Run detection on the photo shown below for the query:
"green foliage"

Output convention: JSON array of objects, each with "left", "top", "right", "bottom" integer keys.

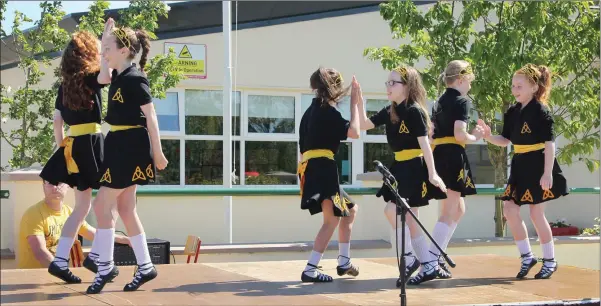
[
  {"left": 0, "top": 1, "right": 69, "bottom": 170},
  {"left": 365, "top": 1, "right": 600, "bottom": 173},
  {"left": 77, "top": 0, "right": 110, "bottom": 36},
  {"left": 365, "top": 0, "right": 600, "bottom": 236},
  {"left": 1, "top": 0, "right": 183, "bottom": 170},
  {"left": 78, "top": 0, "right": 183, "bottom": 110}
]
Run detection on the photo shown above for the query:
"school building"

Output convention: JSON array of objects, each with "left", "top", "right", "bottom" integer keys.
[{"left": 1, "top": 1, "right": 598, "bottom": 254}]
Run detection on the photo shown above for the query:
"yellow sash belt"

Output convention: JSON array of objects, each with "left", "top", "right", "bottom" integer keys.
[
  {"left": 110, "top": 125, "right": 143, "bottom": 132},
  {"left": 432, "top": 136, "right": 466, "bottom": 148},
  {"left": 61, "top": 123, "right": 102, "bottom": 174},
  {"left": 394, "top": 149, "right": 423, "bottom": 161},
  {"left": 297, "top": 149, "right": 335, "bottom": 197},
  {"left": 514, "top": 143, "right": 545, "bottom": 154}
]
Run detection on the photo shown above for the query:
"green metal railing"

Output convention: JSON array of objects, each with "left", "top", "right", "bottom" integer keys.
[{"left": 2, "top": 187, "right": 597, "bottom": 199}]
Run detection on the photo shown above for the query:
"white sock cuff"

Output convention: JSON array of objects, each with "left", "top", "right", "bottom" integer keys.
[
  {"left": 541, "top": 240, "right": 555, "bottom": 259},
  {"left": 516, "top": 238, "right": 532, "bottom": 256},
  {"left": 308, "top": 250, "right": 323, "bottom": 266},
  {"left": 339, "top": 242, "right": 350, "bottom": 257}
]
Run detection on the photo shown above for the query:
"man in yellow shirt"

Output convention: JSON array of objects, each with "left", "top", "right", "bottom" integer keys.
[{"left": 18, "top": 180, "right": 129, "bottom": 282}]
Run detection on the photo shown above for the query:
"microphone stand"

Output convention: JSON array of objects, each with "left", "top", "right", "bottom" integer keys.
[{"left": 377, "top": 162, "right": 455, "bottom": 306}]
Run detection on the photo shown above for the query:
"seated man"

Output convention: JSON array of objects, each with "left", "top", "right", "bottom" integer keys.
[{"left": 17, "top": 180, "right": 129, "bottom": 282}]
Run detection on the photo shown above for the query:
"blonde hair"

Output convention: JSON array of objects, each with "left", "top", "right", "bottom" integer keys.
[
  {"left": 514, "top": 63, "right": 552, "bottom": 105},
  {"left": 391, "top": 65, "right": 430, "bottom": 129},
  {"left": 439, "top": 60, "right": 475, "bottom": 88}
]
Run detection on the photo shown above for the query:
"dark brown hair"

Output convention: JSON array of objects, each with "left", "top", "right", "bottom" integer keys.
[
  {"left": 59, "top": 31, "right": 100, "bottom": 111},
  {"left": 515, "top": 63, "right": 552, "bottom": 104},
  {"left": 309, "top": 67, "right": 350, "bottom": 106},
  {"left": 112, "top": 27, "right": 151, "bottom": 73}
]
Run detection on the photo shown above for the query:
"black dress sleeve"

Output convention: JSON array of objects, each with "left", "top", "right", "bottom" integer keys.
[
  {"left": 454, "top": 98, "right": 469, "bottom": 122},
  {"left": 539, "top": 106, "right": 555, "bottom": 142},
  {"left": 407, "top": 106, "right": 428, "bottom": 137},
  {"left": 331, "top": 108, "right": 350, "bottom": 141},
  {"left": 501, "top": 107, "right": 513, "bottom": 140},
  {"left": 369, "top": 106, "right": 389, "bottom": 128},
  {"left": 129, "top": 76, "right": 153, "bottom": 106}
]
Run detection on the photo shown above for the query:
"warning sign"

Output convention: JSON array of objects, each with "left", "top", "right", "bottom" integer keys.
[
  {"left": 164, "top": 42, "right": 207, "bottom": 79},
  {"left": 178, "top": 45, "right": 192, "bottom": 58}
]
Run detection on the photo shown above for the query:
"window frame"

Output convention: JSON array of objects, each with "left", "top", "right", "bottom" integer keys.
[{"left": 146, "top": 88, "right": 506, "bottom": 188}]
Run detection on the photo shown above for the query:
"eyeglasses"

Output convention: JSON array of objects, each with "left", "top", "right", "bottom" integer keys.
[{"left": 385, "top": 80, "right": 405, "bottom": 87}]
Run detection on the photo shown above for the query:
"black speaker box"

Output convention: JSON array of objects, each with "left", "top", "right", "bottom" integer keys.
[{"left": 113, "top": 238, "right": 170, "bottom": 266}]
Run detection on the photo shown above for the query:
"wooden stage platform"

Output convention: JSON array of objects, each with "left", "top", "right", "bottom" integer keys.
[{"left": 1, "top": 255, "right": 599, "bottom": 305}]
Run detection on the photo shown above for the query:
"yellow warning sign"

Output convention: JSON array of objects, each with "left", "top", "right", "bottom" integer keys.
[
  {"left": 178, "top": 45, "right": 192, "bottom": 58},
  {"left": 164, "top": 42, "right": 207, "bottom": 79}
]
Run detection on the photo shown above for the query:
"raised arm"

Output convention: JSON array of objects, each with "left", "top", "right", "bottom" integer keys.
[
  {"left": 98, "top": 18, "right": 115, "bottom": 84},
  {"left": 352, "top": 76, "right": 375, "bottom": 131}
]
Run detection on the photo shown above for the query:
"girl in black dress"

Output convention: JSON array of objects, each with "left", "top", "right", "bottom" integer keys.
[
  {"left": 298, "top": 68, "right": 361, "bottom": 282},
  {"left": 86, "top": 21, "right": 168, "bottom": 294},
  {"left": 355, "top": 66, "right": 448, "bottom": 286},
  {"left": 42, "top": 29, "right": 111, "bottom": 284},
  {"left": 428, "top": 60, "right": 485, "bottom": 281},
  {"left": 479, "top": 64, "right": 568, "bottom": 279}
]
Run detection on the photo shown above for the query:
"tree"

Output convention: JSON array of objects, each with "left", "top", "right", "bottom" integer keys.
[
  {"left": 0, "top": 1, "right": 70, "bottom": 170},
  {"left": 364, "top": 1, "right": 600, "bottom": 236},
  {"left": 0, "top": 0, "right": 183, "bottom": 171}
]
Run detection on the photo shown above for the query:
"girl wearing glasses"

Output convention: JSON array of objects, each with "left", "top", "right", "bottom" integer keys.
[{"left": 355, "top": 66, "right": 448, "bottom": 287}]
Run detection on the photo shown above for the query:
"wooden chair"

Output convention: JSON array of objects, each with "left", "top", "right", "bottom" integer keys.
[
  {"left": 70, "top": 240, "right": 84, "bottom": 267},
  {"left": 184, "top": 235, "right": 201, "bottom": 263}
]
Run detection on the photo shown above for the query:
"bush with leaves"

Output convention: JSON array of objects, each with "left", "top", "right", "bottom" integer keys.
[
  {"left": 0, "top": 0, "right": 183, "bottom": 171},
  {"left": 364, "top": 1, "right": 600, "bottom": 236}
]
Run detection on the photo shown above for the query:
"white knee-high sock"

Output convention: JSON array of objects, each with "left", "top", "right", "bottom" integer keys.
[
  {"left": 443, "top": 222, "right": 457, "bottom": 250},
  {"left": 130, "top": 232, "right": 153, "bottom": 274},
  {"left": 338, "top": 242, "right": 351, "bottom": 267},
  {"left": 412, "top": 235, "right": 433, "bottom": 263},
  {"left": 397, "top": 226, "right": 415, "bottom": 266},
  {"left": 304, "top": 250, "right": 323, "bottom": 277},
  {"left": 541, "top": 240, "right": 556, "bottom": 266},
  {"left": 88, "top": 236, "right": 100, "bottom": 262},
  {"left": 96, "top": 228, "right": 115, "bottom": 276},
  {"left": 54, "top": 236, "right": 76, "bottom": 268},
  {"left": 516, "top": 239, "right": 533, "bottom": 258},
  {"left": 429, "top": 222, "right": 451, "bottom": 257}
]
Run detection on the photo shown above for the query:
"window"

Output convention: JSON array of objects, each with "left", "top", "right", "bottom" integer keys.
[
  {"left": 185, "top": 140, "right": 241, "bottom": 185},
  {"left": 245, "top": 141, "right": 297, "bottom": 185},
  {"left": 364, "top": 142, "right": 394, "bottom": 173},
  {"left": 155, "top": 92, "right": 179, "bottom": 132},
  {"left": 336, "top": 143, "right": 352, "bottom": 184},
  {"left": 248, "top": 95, "right": 295, "bottom": 134},
  {"left": 152, "top": 139, "right": 180, "bottom": 185},
  {"left": 185, "top": 90, "right": 241, "bottom": 135},
  {"left": 301, "top": 94, "right": 351, "bottom": 120},
  {"left": 154, "top": 89, "right": 498, "bottom": 187},
  {"left": 466, "top": 144, "right": 494, "bottom": 184},
  {"left": 365, "top": 99, "right": 389, "bottom": 135}
]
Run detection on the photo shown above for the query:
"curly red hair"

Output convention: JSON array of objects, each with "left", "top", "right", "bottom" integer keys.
[{"left": 59, "top": 31, "right": 100, "bottom": 110}]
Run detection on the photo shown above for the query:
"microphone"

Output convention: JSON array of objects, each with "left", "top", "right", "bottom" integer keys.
[{"left": 373, "top": 160, "right": 395, "bottom": 183}]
